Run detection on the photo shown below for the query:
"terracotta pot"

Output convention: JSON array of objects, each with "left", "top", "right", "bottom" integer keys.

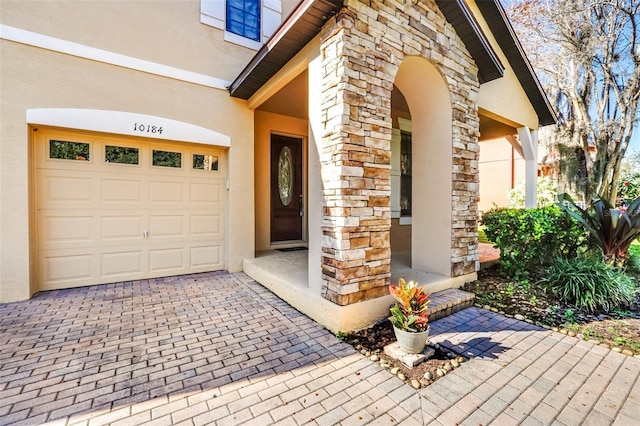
[{"left": 393, "top": 325, "right": 430, "bottom": 354}]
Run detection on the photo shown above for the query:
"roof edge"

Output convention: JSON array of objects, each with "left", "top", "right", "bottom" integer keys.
[
  {"left": 476, "top": 0, "right": 557, "bottom": 126},
  {"left": 229, "top": 0, "right": 343, "bottom": 99}
]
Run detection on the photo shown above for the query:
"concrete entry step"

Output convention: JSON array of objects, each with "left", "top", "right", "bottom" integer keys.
[{"left": 427, "top": 288, "right": 475, "bottom": 322}]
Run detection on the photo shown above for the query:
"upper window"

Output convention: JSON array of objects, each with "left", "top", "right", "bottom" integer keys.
[
  {"left": 200, "top": 0, "right": 281, "bottom": 50},
  {"left": 226, "top": 0, "right": 260, "bottom": 42}
]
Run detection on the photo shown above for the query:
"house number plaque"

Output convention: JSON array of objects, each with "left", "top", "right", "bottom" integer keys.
[{"left": 133, "top": 123, "right": 164, "bottom": 134}]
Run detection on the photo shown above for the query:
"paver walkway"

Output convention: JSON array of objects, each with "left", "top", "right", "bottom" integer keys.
[{"left": 0, "top": 271, "right": 638, "bottom": 425}]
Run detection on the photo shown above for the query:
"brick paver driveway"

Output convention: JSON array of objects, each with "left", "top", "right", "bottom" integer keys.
[
  {"left": 1, "top": 271, "right": 639, "bottom": 425},
  {"left": 0, "top": 272, "right": 418, "bottom": 425}
]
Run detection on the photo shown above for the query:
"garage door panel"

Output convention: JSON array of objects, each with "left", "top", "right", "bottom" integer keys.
[
  {"left": 149, "top": 181, "right": 184, "bottom": 203},
  {"left": 41, "top": 174, "right": 94, "bottom": 204},
  {"left": 102, "top": 251, "right": 143, "bottom": 277},
  {"left": 102, "top": 178, "right": 143, "bottom": 203},
  {"left": 190, "top": 245, "right": 223, "bottom": 268},
  {"left": 190, "top": 182, "right": 223, "bottom": 204},
  {"left": 190, "top": 214, "right": 223, "bottom": 237},
  {"left": 149, "top": 248, "right": 185, "bottom": 272},
  {"left": 42, "top": 215, "right": 94, "bottom": 243},
  {"left": 101, "top": 216, "right": 143, "bottom": 240},
  {"left": 41, "top": 253, "right": 94, "bottom": 284},
  {"left": 149, "top": 215, "right": 184, "bottom": 237}
]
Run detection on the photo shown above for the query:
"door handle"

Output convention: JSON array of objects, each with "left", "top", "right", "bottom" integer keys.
[{"left": 142, "top": 229, "right": 148, "bottom": 238}]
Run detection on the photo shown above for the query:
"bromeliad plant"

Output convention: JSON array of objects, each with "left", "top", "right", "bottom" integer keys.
[
  {"left": 558, "top": 193, "right": 640, "bottom": 267},
  {"left": 389, "top": 278, "right": 431, "bottom": 332}
]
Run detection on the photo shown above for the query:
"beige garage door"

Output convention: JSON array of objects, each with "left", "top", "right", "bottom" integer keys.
[{"left": 35, "top": 129, "right": 226, "bottom": 291}]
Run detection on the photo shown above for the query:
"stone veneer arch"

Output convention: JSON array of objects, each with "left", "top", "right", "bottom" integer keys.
[{"left": 318, "top": 0, "right": 481, "bottom": 306}]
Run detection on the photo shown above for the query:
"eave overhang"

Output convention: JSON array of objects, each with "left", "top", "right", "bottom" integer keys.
[
  {"left": 434, "top": 0, "right": 504, "bottom": 84},
  {"left": 229, "top": 0, "right": 343, "bottom": 100},
  {"left": 476, "top": 0, "right": 557, "bottom": 126},
  {"left": 229, "top": 0, "right": 557, "bottom": 127}
]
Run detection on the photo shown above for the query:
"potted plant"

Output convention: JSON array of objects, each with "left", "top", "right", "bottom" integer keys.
[{"left": 389, "top": 278, "right": 431, "bottom": 354}]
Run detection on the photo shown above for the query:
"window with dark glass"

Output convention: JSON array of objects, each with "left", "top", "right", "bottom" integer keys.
[
  {"left": 226, "top": 0, "right": 260, "bottom": 42},
  {"left": 105, "top": 145, "right": 139, "bottom": 165},
  {"left": 49, "top": 140, "right": 90, "bottom": 161},
  {"left": 400, "top": 131, "right": 412, "bottom": 217},
  {"left": 152, "top": 150, "right": 181, "bottom": 168}
]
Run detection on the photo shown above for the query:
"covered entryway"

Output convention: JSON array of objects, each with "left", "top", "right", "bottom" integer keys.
[
  {"left": 34, "top": 128, "right": 226, "bottom": 291},
  {"left": 391, "top": 57, "right": 453, "bottom": 279}
]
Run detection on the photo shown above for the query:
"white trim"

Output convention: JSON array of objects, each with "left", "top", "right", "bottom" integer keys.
[
  {"left": 27, "top": 109, "right": 231, "bottom": 148},
  {"left": 0, "top": 25, "right": 231, "bottom": 91},
  {"left": 224, "top": 31, "right": 262, "bottom": 50},
  {"left": 200, "top": 0, "right": 282, "bottom": 50},
  {"left": 518, "top": 127, "right": 538, "bottom": 209},
  {"left": 399, "top": 217, "right": 412, "bottom": 226}
]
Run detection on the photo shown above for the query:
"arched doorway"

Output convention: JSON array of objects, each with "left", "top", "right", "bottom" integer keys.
[{"left": 392, "top": 57, "right": 453, "bottom": 277}]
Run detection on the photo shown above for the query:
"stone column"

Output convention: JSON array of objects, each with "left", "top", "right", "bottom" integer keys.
[{"left": 319, "top": 8, "right": 393, "bottom": 306}]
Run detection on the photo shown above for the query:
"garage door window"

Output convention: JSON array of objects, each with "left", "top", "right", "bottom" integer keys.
[
  {"left": 50, "top": 140, "right": 90, "bottom": 161},
  {"left": 193, "top": 154, "right": 219, "bottom": 171},
  {"left": 105, "top": 145, "right": 139, "bottom": 165},
  {"left": 152, "top": 150, "right": 181, "bottom": 168}
]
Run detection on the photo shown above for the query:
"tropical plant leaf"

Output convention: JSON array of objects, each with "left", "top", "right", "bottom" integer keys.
[{"left": 388, "top": 279, "right": 430, "bottom": 332}]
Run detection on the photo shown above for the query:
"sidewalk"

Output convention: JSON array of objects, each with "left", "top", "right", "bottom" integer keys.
[{"left": 0, "top": 271, "right": 638, "bottom": 425}]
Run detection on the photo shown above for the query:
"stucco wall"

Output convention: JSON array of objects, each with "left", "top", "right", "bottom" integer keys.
[
  {"left": 478, "top": 138, "right": 525, "bottom": 212},
  {"left": 0, "top": 0, "right": 258, "bottom": 302},
  {"left": 0, "top": 0, "right": 258, "bottom": 82}
]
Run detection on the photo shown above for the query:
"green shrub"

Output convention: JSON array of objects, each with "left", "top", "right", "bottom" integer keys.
[
  {"left": 482, "top": 206, "right": 588, "bottom": 280},
  {"left": 509, "top": 176, "right": 558, "bottom": 208},
  {"left": 625, "top": 246, "right": 640, "bottom": 280},
  {"left": 478, "top": 227, "right": 492, "bottom": 244},
  {"left": 542, "top": 257, "right": 636, "bottom": 312}
]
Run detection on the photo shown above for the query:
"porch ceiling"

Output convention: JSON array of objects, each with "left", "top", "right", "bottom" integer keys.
[
  {"left": 256, "top": 70, "right": 308, "bottom": 119},
  {"left": 479, "top": 113, "right": 517, "bottom": 141},
  {"left": 229, "top": 0, "right": 343, "bottom": 100}
]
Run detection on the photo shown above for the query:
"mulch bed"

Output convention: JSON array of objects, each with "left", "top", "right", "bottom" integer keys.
[
  {"left": 463, "top": 265, "right": 640, "bottom": 355},
  {"left": 343, "top": 319, "right": 467, "bottom": 389},
  {"left": 343, "top": 264, "right": 640, "bottom": 388}
]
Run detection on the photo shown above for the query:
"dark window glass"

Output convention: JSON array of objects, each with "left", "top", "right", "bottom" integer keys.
[
  {"left": 193, "top": 154, "right": 219, "bottom": 171},
  {"left": 105, "top": 145, "right": 139, "bottom": 165},
  {"left": 49, "top": 140, "right": 90, "bottom": 161},
  {"left": 226, "top": 0, "right": 260, "bottom": 41},
  {"left": 152, "top": 150, "right": 181, "bottom": 168},
  {"left": 400, "top": 131, "right": 412, "bottom": 216}
]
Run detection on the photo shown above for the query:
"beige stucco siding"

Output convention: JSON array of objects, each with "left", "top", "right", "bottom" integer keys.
[
  {"left": 0, "top": 39, "right": 254, "bottom": 302},
  {"left": 478, "top": 137, "right": 526, "bottom": 212},
  {"left": 0, "top": 0, "right": 258, "bottom": 82}
]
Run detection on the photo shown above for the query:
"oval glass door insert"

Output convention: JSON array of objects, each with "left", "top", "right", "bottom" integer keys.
[{"left": 278, "top": 146, "right": 293, "bottom": 206}]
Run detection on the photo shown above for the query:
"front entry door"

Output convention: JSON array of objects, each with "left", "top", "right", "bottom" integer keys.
[{"left": 271, "top": 135, "right": 303, "bottom": 242}]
